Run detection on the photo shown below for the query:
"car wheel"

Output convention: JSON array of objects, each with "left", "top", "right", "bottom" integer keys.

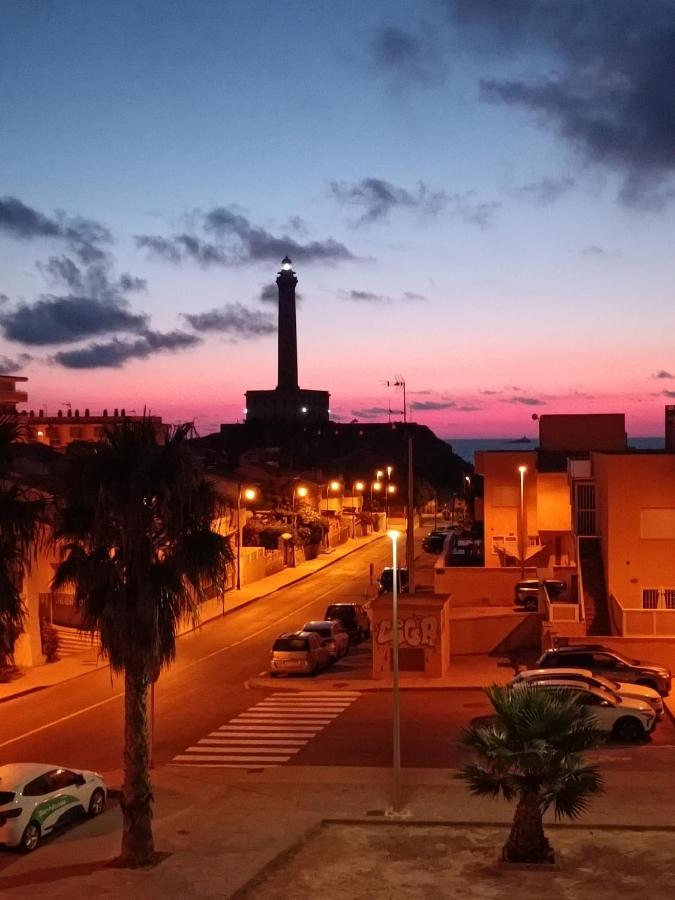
[
  {"left": 636, "top": 678, "right": 658, "bottom": 692},
  {"left": 613, "top": 716, "right": 644, "bottom": 743},
  {"left": 524, "top": 598, "right": 537, "bottom": 611},
  {"left": 19, "top": 821, "right": 41, "bottom": 853},
  {"left": 88, "top": 787, "right": 106, "bottom": 818},
  {"left": 270, "top": 671, "right": 279, "bottom": 679}
]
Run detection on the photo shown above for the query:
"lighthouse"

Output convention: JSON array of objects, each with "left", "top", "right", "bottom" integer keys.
[{"left": 244, "top": 257, "right": 330, "bottom": 423}]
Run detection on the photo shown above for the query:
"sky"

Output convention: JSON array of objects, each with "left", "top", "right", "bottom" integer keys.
[{"left": 1, "top": 0, "right": 674, "bottom": 437}]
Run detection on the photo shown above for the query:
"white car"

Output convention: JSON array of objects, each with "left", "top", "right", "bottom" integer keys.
[
  {"left": 512, "top": 667, "right": 664, "bottom": 717},
  {"left": 0, "top": 763, "right": 107, "bottom": 852},
  {"left": 302, "top": 620, "right": 350, "bottom": 660},
  {"left": 519, "top": 680, "right": 657, "bottom": 742}
]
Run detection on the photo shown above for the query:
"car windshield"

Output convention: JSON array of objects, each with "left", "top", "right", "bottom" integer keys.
[
  {"left": 0, "top": 791, "right": 15, "bottom": 804},
  {"left": 273, "top": 638, "right": 308, "bottom": 652},
  {"left": 326, "top": 606, "right": 351, "bottom": 618}
]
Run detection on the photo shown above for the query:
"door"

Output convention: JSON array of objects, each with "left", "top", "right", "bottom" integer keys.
[{"left": 35, "top": 770, "right": 84, "bottom": 832}]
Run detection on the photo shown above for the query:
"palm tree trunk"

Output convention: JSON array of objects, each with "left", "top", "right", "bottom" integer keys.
[
  {"left": 504, "top": 788, "right": 553, "bottom": 864},
  {"left": 120, "top": 663, "right": 155, "bottom": 866}
]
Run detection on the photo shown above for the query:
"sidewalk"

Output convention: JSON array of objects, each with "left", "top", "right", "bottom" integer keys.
[
  {"left": 0, "top": 530, "right": 387, "bottom": 704},
  {"left": 1, "top": 763, "right": 674, "bottom": 898}
]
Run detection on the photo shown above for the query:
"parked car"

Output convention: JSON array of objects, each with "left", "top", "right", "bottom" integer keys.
[
  {"left": 269, "top": 631, "right": 331, "bottom": 677},
  {"left": 422, "top": 531, "right": 450, "bottom": 554},
  {"left": 302, "top": 620, "right": 350, "bottom": 660},
  {"left": 514, "top": 579, "right": 568, "bottom": 611},
  {"left": 536, "top": 644, "right": 672, "bottom": 696},
  {"left": 515, "top": 680, "right": 656, "bottom": 742},
  {"left": 511, "top": 667, "right": 664, "bottom": 717},
  {"left": 324, "top": 603, "right": 371, "bottom": 641},
  {"left": 0, "top": 763, "right": 107, "bottom": 853},
  {"left": 378, "top": 567, "right": 409, "bottom": 594}
]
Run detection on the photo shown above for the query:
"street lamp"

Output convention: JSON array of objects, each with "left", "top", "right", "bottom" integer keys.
[
  {"left": 376, "top": 469, "right": 384, "bottom": 482},
  {"left": 388, "top": 529, "right": 402, "bottom": 812},
  {"left": 518, "top": 465, "right": 527, "bottom": 579},
  {"left": 385, "top": 483, "right": 396, "bottom": 530},
  {"left": 291, "top": 484, "right": 308, "bottom": 567},
  {"left": 351, "top": 480, "right": 365, "bottom": 538},
  {"left": 371, "top": 479, "right": 383, "bottom": 504},
  {"left": 236, "top": 485, "right": 258, "bottom": 590}
]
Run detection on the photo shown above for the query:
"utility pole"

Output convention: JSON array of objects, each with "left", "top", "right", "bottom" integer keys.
[{"left": 406, "top": 436, "right": 415, "bottom": 593}]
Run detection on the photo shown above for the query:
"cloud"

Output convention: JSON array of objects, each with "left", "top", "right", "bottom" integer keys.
[
  {"left": 580, "top": 245, "right": 609, "bottom": 257},
  {"left": 409, "top": 389, "right": 432, "bottom": 395},
  {"left": 340, "top": 289, "right": 391, "bottom": 304},
  {"left": 257, "top": 283, "right": 302, "bottom": 305},
  {"left": 371, "top": 25, "right": 446, "bottom": 83},
  {"left": 662, "top": 390, "right": 675, "bottom": 398},
  {"left": 502, "top": 395, "right": 547, "bottom": 406},
  {"left": 653, "top": 369, "right": 674, "bottom": 379},
  {"left": 0, "top": 353, "right": 32, "bottom": 373},
  {"left": 329, "top": 177, "right": 447, "bottom": 225},
  {"left": 402, "top": 291, "right": 427, "bottom": 302},
  {"left": 52, "top": 330, "right": 201, "bottom": 369},
  {"left": 410, "top": 400, "right": 457, "bottom": 411},
  {"left": 0, "top": 296, "right": 148, "bottom": 345},
  {"left": 515, "top": 175, "right": 575, "bottom": 204},
  {"left": 350, "top": 407, "right": 391, "bottom": 419},
  {"left": 479, "top": 388, "right": 499, "bottom": 395},
  {"left": 446, "top": 1, "right": 675, "bottom": 206},
  {"left": 456, "top": 405, "right": 482, "bottom": 412},
  {"left": 0, "top": 195, "right": 110, "bottom": 264},
  {"left": 182, "top": 302, "right": 276, "bottom": 337},
  {"left": 136, "top": 207, "right": 355, "bottom": 267}
]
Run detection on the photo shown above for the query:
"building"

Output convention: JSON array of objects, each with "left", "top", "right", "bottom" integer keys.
[
  {"left": 0, "top": 374, "right": 28, "bottom": 413},
  {"left": 245, "top": 256, "right": 330, "bottom": 423}
]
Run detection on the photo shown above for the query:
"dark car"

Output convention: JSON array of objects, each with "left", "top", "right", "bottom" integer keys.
[
  {"left": 536, "top": 644, "right": 671, "bottom": 696},
  {"left": 324, "top": 603, "right": 371, "bottom": 641},
  {"left": 515, "top": 579, "right": 568, "bottom": 611},
  {"left": 422, "top": 531, "right": 450, "bottom": 554},
  {"left": 378, "top": 567, "right": 409, "bottom": 594}
]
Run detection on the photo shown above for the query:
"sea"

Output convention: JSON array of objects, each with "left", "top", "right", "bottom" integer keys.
[{"left": 446, "top": 437, "right": 664, "bottom": 465}]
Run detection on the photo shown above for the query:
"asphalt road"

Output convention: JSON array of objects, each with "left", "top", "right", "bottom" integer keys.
[{"left": 2, "top": 533, "right": 674, "bottom": 775}]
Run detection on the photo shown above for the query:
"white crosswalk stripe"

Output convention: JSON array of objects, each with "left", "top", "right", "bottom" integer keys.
[{"left": 170, "top": 691, "right": 360, "bottom": 769}]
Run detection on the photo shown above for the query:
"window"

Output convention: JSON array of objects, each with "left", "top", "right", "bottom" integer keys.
[
  {"left": 22, "top": 775, "right": 52, "bottom": 797},
  {"left": 665, "top": 590, "right": 675, "bottom": 610},
  {"left": 46, "top": 769, "right": 80, "bottom": 791},
  {"left": 643, "top": 589, "right": 659, "bottom": 609},
  {"left": 642, "top": 588, "right": 675, "bottom": 609},
  {"left": 591, "top": 653, "right": 616, "bottom": 670},
  {"left": 273, "top": 638, "right": 308, "bottom": 652}
]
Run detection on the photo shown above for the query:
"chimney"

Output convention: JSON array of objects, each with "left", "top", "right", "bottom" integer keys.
[{"left": 666, "top": 406, "right": 675, "bottom": 453}]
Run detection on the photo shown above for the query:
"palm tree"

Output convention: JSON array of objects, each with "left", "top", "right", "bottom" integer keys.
[
  {"left": 52, "top": 419, "right": 233, "bottom": 867},
  {"left": 458, "top": 684, "right": 604, "bottom": 864},
  {"left": 0, "top": 418, "right": 45, "bottom": 673}
]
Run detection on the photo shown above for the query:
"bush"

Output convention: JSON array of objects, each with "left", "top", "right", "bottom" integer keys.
[{"left": 40, "top": 617, "right": 61, "bottom": 663}]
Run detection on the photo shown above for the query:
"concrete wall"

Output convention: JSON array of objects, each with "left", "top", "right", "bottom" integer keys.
[
  {"left": 370, "top": 594, "right": 450, "bottom": 678},
  {"left": 434, "top": 566, "right": 531, "bottom": 605},
  {"left": 594, "top": 453, "right": 675, "bottom": 609},
  {"left": 536, "top": 472, "right": 572, "bottom": 531},
  {"left": 476, "top": 451, "right": 537, "bottom": 567},
  {"left": 449, "top": 610, "right": 541, "bottom": 655}
]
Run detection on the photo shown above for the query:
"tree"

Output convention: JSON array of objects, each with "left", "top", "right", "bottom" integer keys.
[
  {"left": 52, "top": 420, "right": 233, "bottom": 866},
  {"left": 458, "top": 684, "right": 604, "bottom": 864},
  {"left": 0, "top": 418, "right": 45, "bottom": 675}
]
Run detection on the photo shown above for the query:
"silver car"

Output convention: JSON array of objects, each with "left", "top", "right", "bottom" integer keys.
[
  {"left": 302, "top": 620, "right": 350, "bottom": 661},
  {"left": 270, "top": 631, "right": 331, "bottom": 677}
]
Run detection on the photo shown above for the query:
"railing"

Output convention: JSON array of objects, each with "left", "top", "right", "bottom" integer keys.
[
  {"left": 541, "top": 582, "right": 581, "bottom": 623},
  {"left": 609, "top": 594, "right": 675, "bottom": 636},
  {"left": 575, "top": 535, "right": 586, "bottom": 624}
]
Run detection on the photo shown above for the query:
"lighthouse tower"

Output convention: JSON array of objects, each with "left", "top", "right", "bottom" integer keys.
[{"left": 244, "top": 257, "right": 330, "bottom": 423}]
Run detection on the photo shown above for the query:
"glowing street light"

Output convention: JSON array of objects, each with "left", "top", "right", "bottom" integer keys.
[
  {"left": 351, "top": 480, "right": 365, "bottom": 538},
  {"left": 385, "top": 483, "right": 396, "bottom": 530},
  {"left": 237, "top": 485, "right": 258, "bottom": 590},
  {"left": 388, "top": 528, "right": 402, "bottom": 812},
  {"left": 518, "top": 465, "right": 527, "bottom": 579}
]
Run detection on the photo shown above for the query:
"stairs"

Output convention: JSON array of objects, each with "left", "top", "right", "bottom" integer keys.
[
  {"left": 580, "top": 538, "right": 610, "bottom": 635},
  {"left": 52, "top": 626, "right": 100, "bottom": 658}
]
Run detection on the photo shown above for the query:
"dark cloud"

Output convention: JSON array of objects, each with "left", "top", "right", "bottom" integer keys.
[
  {"left": 409, "top": 389, "right": 432, "bottom": 396},
  {"left": 479, "top": 389, "right": 499, "bottom": 395},
  {"left": 580, "top": 245, "right": 609, "bottom": 257},
  {"left": 53, "top": 330, "right": 201, "bottom": 369},
  {"left": 445, "top": 1, "right": 675, "bottom": 206},
  {"left": 502, "top": 395, "right": 546, "bottom": 406},
  {"left": 182, "top": 302, "right": 276, "bottom": 337},
  {"left": 136, "top": 207, "right": 355, "bottom": 267},
  {"left": 340, "top": 289, "right": 391, "bottom": 304},
  {"left": 403, "top": 291, "right": 427, "bottom": 302},
  {"left": 662, "top": 390, "right": 675, "bottom": 398},
  {"left": 456, "top": 405, "right": 481, "bottom": 412},
  {"left": 653, "top": 369, "right": 674, "bottom": 379},
  {"left": 0, "top": 296, "right": 148, "bottom": 346},
  {"left": 371, "top": 25, "right": 446, "bottom": 83},
  {"left": 411, "top": 400, "right": 457, "bottom": 411},
  {"left": 0, "top": 196, "right": 110, "bottom": 264},
  {"left": 329, "top": 177, "right": 447, "bottom": 225},
  {"left": 515, "top": 175, "right": 575, "bottom": 204},
  {"left": 258, "top": 283, "right": 302, "bottom": 305},
  {"left": 0, "top": 353, "right": 32, "bottom": 373}
]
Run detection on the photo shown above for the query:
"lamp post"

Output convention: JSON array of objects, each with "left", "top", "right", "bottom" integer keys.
[
  {"left": 291, "top": 484, "right": 308, "bottom": 567},
  {"left": 518, "top": 465, "right": 527, "bottom": 579},
  {"left": 388, "top": 529, "right": 402, "bottom": 811},
  {"left": 237, "top": 485, "right": 257, "bottom": 590},
  {"left": 351, "top": 480, "right": 364, "bottom": 538},
  {"left": 386, "top": 483, "right": 396, "bottom": 531}
]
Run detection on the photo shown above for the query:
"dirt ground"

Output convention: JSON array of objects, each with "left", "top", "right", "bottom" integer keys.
[{"left": 235, "top": 822, "right": 675, "bottom": 899}]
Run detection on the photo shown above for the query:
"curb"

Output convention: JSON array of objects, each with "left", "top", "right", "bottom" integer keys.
[
  {"left": 321, "top": 817, "right": 675, "bottom": 832},
  {"left": 0, "top": 534, "right": 387, "bottom": 705},
  {"left": 244, "top": 676, "right": 493, "bottom": 692}
]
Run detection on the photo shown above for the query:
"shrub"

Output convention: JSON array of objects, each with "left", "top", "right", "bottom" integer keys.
[{"left": 40, "top": 617, "right": 61, "bottom": 663}]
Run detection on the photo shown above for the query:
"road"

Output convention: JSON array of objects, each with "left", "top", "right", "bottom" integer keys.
[{"left": 2, "top": 533, "right": 674, "bottom": 775}]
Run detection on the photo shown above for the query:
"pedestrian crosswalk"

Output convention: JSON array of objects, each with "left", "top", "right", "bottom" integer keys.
[{"left": 171, "top": 691, "right": 361, "bottom": 768}]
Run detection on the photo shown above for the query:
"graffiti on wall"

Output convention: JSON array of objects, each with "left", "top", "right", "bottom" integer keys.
[{"left": 376, "top": 615, "right": 439, "bottom": 649}]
